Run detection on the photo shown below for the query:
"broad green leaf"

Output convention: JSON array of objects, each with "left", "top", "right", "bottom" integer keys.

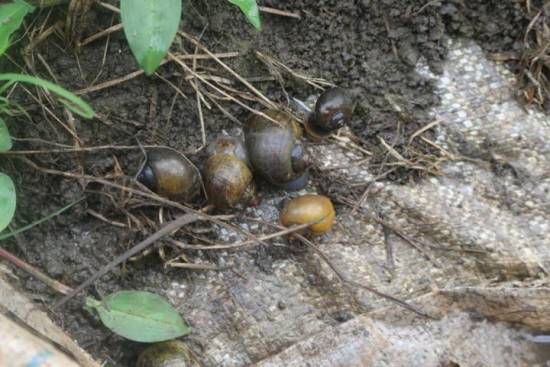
[
  {"left": 86, "top": 291, "right": 190, "bottom": 342},
  {"left": 0, "top": 173, "right": 16, "bottom": 233},
  {"left": 0, "top": 0, "right": 35, "bottom": 56},
  {"left": 0, "top": 118, "right": 12, "bottom": 151},
  {"left": 120, "top": 0, "right": 181, "bottom": 75},
  {"left": 227, "top": 0, "right": 261, "bottom": 31},
  {"left": 0, "top": 74, "right": 94, "bottom": 118}
]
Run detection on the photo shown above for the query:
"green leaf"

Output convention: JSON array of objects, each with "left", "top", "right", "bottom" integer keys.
[
  {"left": 0, "top": 74, "right": 94, "bottom": 118},
  {"left": 120, "top": 0, "right": 181, "bottom": 75},
  {"left": 87, "top": 291, "right": 190, "bottom": 342},
  {"left": 0, "top": 117, "right": 12, "bottom": 151},
  {"left": 227, "top": 0, "right": 261, "bottom": 31},
  {"left": 0, "top": 0, "right": 35, "bottom": 56},
  {"left": 0, "top": 173, "right": 16, "bottom": 233}
]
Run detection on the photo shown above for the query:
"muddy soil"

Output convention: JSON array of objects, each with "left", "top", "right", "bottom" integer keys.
[{"left": 0, "top": 0, "right": 540, "bottom": 365}]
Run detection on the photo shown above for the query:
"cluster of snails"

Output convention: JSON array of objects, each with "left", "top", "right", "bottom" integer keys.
[{"left": 136, "top": 88, "right": 353, "bottom": 236}]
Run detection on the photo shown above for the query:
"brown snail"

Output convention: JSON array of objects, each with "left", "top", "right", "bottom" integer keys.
[
  {"left": 203, "top": 135, "right": 256, "bottom": 209},
  {"left": 205, "top": 134, "right": 249, "bottom": 165},
  {"left": 280, "top": 194, "right": 335, "bottom": 235},
  {"left": 136, "top": 340, "right": 192, "bottom": 367},
  {"left": 244, "top": 110, "right": 310, "bottom": 191},
  {"left": 137, "top": 147, "right": 201, "bottom": 202},
  {"left": 305, "top": 87, "right": 354, "bottom": 139}
]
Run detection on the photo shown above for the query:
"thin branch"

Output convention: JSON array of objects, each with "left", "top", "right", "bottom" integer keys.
[
  {"left": 179, "top": 31, "right": 277, "bottom": 110},
  {"left": 258, "top": 6, "right": 301, "bottom": 19},
  {"left": 52, "top": 213, "right": 201, "bottom": 308},
  {"left": 0, "top": 246, "right": 73, "bottom": 295},
  {"left": 75, "top": 52, "right": 239, "bottom": 95}
]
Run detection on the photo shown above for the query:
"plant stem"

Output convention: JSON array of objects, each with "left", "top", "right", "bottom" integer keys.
[
  {"left": 0, "top": 246, "right": 73, "bottom": 295},
  {"left": 53, "top": 213, "right": 201, "bottom": 309},
  {"left": 84, "top": 296, "right": 100, "bottom": 308}
]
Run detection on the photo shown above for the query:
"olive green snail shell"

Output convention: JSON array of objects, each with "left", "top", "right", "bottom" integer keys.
[
  {"left": 244, "top": 110, "right": 310, "bottom": 191},
  {"left": 137, "top": 147, "right": 201, "bottom": 202}
]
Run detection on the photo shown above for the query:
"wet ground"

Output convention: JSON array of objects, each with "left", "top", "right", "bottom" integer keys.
[{"left": 1, "top": 0, "right": 548, "bottom": 366}]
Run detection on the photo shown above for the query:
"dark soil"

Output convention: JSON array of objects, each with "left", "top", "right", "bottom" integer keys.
[{"left": 0, "top": 0, "right": 540, "bottom": 366}]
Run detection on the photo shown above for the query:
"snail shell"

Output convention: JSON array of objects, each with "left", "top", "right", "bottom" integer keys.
[
  {"left": 244, "top": 110, "right": 310, "bottom": 190},
  {"left": 306, "top": 87, "right": 354, "bottom": 139},
  {"left": 280, "top": 194, "right": 335, "bottom": 235},
  {"left": 203, "top": 153, "right": 256, "bottom": 209},
  {"left": 137, "top": 147, "right": 201, "bottom": 202},
  {"left": 136, "top": 340, "right": 190, "bottom": 367},
  {"left": 205, "top": 134, "right": 249, "bottom": 165}
]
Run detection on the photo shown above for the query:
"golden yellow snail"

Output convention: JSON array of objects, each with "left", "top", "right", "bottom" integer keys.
[{"left": 280, "top": 194, "right": 335, "bottom": 235}]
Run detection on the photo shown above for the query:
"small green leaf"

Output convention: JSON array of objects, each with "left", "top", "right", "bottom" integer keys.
[
  {"left": 120, "top": 0, "right": 181, "bottom": 75},
  {"left": 0, "top": 0, "right": 35, "bottom": 56},
  {"left": 0, "top": 173, "right": 16, "bottom": 233},
  {"left": 0, "top": 74, "right": 94, "bottom": 119},
  {"left": 87, "top": 291, "right": 190, "bottom": 342},
  {"left": 227, "top": 0, "right": 261, "bottom": 31},
  {"left": 0, "top": 118, "right": 12, "bottom": 151}
]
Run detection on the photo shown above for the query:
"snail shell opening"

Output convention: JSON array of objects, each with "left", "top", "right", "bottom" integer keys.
[
  {"left": 306, "top": 87, "right": 354, "bottom": 138},
  {"left": 137, "top": 147, "right": 202, "bottom": 202}
]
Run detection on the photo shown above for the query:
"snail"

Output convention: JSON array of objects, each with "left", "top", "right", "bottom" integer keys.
[
  {"left": 302, "top": 87, "right": 354, "bottom": 139},
  {"left": 203, "top": 135, "right": 256, "bottom": 209},
  {"left": 137, "top": 147, "right": 202, "bottom": 202},
  {"left": 244, "top": 110, "right": 310, "bottom": 191},
  {"left": 280, "top": 194, "right": 335, "bottom": 235},
  {"left": 205, "top": 134, "right": 249, "bottom": 165},
  {"left": 136, "top": 340, "right": 192, "bottom": 367}
]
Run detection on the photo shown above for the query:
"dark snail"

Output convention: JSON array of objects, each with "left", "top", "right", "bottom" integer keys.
[
  {"left": 305, "top": 87, "right": 354, "bottom": 139},
  {"left": 280, "top": 194, "right": 335, "bottom": 235},
  {"left": 137, "top": 147, "right": 201, "bottom": 202},
  {"left": 244, "top": 110, "right": 310, "bottom": 191},
  {"left": 203, "top": 136, "right": 256, "bottom": 209},
  {"left": 136, "top": 340, "right": 191, "bottom": 367}
]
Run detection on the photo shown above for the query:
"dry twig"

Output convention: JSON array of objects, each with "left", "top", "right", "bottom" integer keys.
[
  {"left": 258, "top": 6, "right": 301, "bottom": 19},
  {"left": 75, "top": 52, "right": 239, "bottom": 95},
  {"left": 53, "top": 213, "right": 202, "bottom": 308},
  {"left": 249, "top": 219, "right": 434, "bottom": 318}
]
